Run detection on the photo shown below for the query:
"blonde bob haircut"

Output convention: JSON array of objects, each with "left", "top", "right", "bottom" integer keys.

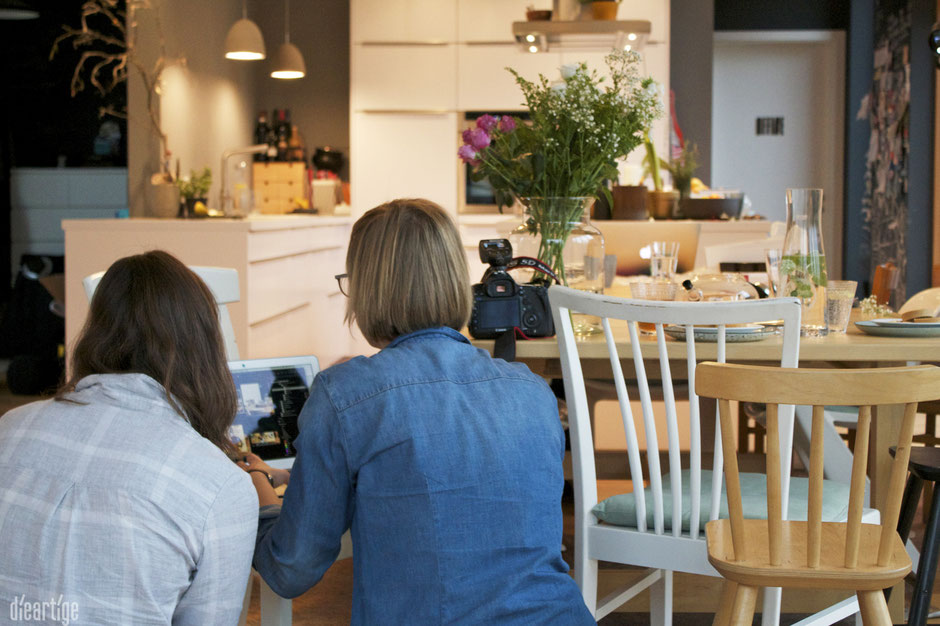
[{"left": 346, "top": 198, "right": 472, "bottom": 347}]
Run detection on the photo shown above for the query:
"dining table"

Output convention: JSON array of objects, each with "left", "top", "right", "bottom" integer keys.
[{"left": 470, "top": 308, "right": 940, "bottom": 620}]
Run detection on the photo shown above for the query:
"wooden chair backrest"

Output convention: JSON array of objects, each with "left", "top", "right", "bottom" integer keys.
[
  {"left": 696, "top": 362, "right": 940, "bottom": 569},
  {"left": 549, "top": 286, "right": 801, "bottom": 540}
]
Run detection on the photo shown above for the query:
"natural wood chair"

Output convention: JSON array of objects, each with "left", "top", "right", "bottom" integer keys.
[{"left": 696, "top": 362, "right": 940, "bottom": 625}]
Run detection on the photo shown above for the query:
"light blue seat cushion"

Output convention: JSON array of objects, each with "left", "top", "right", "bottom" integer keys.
[{"left": 592, "top": 469, "right": 851, "bottom": 532}]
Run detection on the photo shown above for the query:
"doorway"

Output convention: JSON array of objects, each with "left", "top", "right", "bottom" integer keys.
[{"left": 712, "top": 31, "right": 845, "bottom": 278}]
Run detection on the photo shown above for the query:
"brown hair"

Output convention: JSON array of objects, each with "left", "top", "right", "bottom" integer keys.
[
  {"left": 59, "top": 250, "right": 237, "bottom": 452},
  {"left": 346, "top": 198, "right": 471, "bottom": 347}
]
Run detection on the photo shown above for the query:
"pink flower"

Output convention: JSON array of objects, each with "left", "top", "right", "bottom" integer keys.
[
  {"left": 498, "top": 116, "right": 516, "bottom": 133},
  {"left": 462, "top": 128, "right": 473, "bottom": 144},
  {"left": 476, "top": 114, "right": 499, "bottom": 133},
  {"left": 457, "top": 144, "right": 478, "bottom": 163},
  {"left": 468, "top": 128, "right": 490, "bottom": 150}
]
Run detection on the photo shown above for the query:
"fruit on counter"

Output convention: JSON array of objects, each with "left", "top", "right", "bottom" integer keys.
[
  {"left": 690, "top": 177, "right": 707, "bottom": 193},
  {"left": 193, "top": 201, "right": 208, "bottom": 215}
]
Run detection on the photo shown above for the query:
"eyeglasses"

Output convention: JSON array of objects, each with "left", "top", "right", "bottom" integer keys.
[{"left": 335, "top": 273, "right": 349, "bottom": 297}]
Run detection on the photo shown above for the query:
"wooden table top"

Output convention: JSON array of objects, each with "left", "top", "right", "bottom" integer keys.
[{"left": 471, "top": 315, "right": 940, "bottom": 364}]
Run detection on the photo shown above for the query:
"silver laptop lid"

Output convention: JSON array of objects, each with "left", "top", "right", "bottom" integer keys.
[{"left": 227, "top": 355, "right": 320, "bottom": 470}]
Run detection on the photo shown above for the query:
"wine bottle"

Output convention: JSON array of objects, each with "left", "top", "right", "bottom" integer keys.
[{"left": 253, "top": 111, "right": 272, "bottom": 162}]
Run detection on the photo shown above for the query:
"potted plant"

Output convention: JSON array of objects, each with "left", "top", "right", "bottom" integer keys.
[
  {"left": 176, "top": 167, "right": 212, "bottom": 218},
  {"left": 579, "top": 0, "right": 620, "bottom": 20},
  {"left": 640, "top": 87, "right": 679, "bottom": 219}
]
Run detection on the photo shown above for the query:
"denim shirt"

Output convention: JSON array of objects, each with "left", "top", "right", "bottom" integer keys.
[{"left": 253, "top": 327, "right": 593, "bottom": 624}]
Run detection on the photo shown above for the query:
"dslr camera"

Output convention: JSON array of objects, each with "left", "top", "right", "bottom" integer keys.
[{"left": 468, "top": 239, "right": 554, "bottom": 339}]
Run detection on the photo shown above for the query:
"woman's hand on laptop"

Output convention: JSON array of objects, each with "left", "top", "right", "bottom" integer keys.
[{"left": 238, "top": 453, "right": 291, "bottom": 488}]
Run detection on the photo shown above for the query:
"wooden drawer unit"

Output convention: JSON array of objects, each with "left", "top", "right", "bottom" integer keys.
[{"left": 252, "top": 163, "right": 308, "bottom": 214}]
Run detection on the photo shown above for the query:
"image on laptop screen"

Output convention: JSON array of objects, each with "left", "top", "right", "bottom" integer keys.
[{"left": 227, "top": 356, "right": 319, "bottom": 464}]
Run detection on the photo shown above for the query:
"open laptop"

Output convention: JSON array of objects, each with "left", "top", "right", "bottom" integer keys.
[
  {"left": 594, "top": 221, "right": 702, "bottom": 276},
  {"left": 227, "top": 355, "right": 320, "bottom": 470}
]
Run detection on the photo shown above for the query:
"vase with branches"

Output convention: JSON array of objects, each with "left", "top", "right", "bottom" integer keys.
[{"left": 51, "top": 0, "right": 183, "bottom": 179}]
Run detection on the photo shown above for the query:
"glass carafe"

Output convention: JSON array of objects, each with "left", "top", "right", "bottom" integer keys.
[{"left": 781, "top": 188, "right": 828, "bottom": 336}]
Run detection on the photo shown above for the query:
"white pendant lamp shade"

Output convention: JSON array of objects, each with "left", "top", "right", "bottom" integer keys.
[
  {"left": 271, "top": 43, "right": 305, "bottom": 79},
  {"left": 0, "top": 0, "right": 39, "bottom": 19},
  {"left": 225, "top": 17, "right": 265, "bottom": 60},
  {"left": 271, "top": 0, "right": 305, "bottom": 79}
]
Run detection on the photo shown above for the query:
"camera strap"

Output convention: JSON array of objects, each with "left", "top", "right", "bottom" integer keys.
[{"left": 505, "top": 257, "right": 559, "bottom": 284}]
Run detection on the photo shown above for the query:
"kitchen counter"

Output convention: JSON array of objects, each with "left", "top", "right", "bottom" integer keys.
[{"left": 63, "top": 215, "right": 362, "bottom": 366}]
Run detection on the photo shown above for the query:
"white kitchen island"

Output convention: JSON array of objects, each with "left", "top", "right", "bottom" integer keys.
[{"left": 63, "top": 215, "right": 361, "bottom": 368}]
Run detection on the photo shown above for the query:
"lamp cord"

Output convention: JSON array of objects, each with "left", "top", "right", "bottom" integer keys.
[{"left": 284, "top": 0, "right": 290, "bottom": 45}]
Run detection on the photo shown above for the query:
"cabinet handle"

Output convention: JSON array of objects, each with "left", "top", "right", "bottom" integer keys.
[
  {"left": 358, "top": 41, "right": 449, "bottom": 47},
  {"left": 357, "top": 109, "right": 452, "bottom": 115}
]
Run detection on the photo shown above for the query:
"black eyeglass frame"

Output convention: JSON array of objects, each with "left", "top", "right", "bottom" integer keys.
[{"left": 335, "top": 273, "right": 349, "bottom": 296}]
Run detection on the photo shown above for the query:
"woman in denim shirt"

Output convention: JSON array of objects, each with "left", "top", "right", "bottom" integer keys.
[{"left": 245, "top": 199, "right": 594, "bottom": 624}]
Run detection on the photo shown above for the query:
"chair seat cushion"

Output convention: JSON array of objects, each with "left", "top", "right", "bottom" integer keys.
[{"left": 592, "top": 470, "right": 851, "bottom": 532}]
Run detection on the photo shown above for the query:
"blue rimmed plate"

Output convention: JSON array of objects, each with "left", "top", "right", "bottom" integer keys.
[{"left": 855, "top": 320, "right": 940, "bottom": 338}]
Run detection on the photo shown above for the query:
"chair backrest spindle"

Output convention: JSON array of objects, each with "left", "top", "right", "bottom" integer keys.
[{"left": 844, "top": 404, "right": 872, "bottom": 569}]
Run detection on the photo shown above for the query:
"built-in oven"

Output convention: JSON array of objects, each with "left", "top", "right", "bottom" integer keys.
[{"left": 458, "top": 111, "right": 528, "bottom": 214}]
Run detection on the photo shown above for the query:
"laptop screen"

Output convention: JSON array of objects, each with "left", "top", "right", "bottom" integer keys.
[{"left": 227, "top": 356, "right": 319, "bottom": 466}]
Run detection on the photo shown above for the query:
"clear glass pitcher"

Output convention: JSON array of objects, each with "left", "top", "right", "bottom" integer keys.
[{"left": 780, "top": 188, "right": 828, "bottom": 336}]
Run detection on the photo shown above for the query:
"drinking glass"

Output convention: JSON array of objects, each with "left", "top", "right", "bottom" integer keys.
[
  {"left": 826, "top": 280, "right": 857, "bottom": 333},
  {"left": 649, "top": 241, "right": 680, "bottom": 279},
  {"left": 630, "top": 281, "right": 678, "bottom": 334},
  {"left": 765, "top": 249, "right": 784, "bottom": 297}
]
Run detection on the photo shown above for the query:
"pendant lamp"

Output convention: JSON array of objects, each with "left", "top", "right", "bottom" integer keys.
[
  {"left": 225, "top": 0, "right": 265, "bottom": 61},
  {"left": 271, "top": 0, "right": 305, "bottom": 79},
  {"left": 0, "top": 0, "right": 38, "bottom": 20}
]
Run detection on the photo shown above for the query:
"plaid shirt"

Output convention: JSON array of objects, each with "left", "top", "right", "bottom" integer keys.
[{"left": 0, "top": 373, "right": 257, "bottom": 625}]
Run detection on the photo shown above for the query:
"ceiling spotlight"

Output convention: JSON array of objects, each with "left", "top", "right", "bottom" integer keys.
[
  {"left": 931, "top": 21, "right": 940, "bottom": 68},
  {"left": 225, "top": 0, "right": 265, "bottom": 60},
  {"left": 627, "top": 33, "right": 637, "bottom": 41},
  {"left": 528, "top": 45, "right": 538, "bottom": 53},
  {"left": 525, "top": 34, "right": 536, "bottom": 43},
  {"left": 624, "top": 44, "right": 631, "bottom": 51}
]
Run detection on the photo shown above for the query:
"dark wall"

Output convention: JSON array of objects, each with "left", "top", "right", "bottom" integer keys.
[
  {"left": 0, "top": 2, "right": 127, "bottom": 168},
  {"left": 715, "top": 0, "right": 850, "bottom": 31},
  {"left": 906, "top": 0, "right": 936, "bottom": 296},
  {"left": 670, "top": 0, "right": 714, "bottom": 183}
]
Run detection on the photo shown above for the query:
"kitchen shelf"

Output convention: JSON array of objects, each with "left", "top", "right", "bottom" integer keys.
[{"left": 512, "top": 20, "right": 652, "bottom": 52}]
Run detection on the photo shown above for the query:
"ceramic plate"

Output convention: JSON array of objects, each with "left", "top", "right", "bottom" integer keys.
[
  {"left": 869, "top": 318, "right": 940, "bottom": 329},
  {"left": 855, "top": 320, "right": 940, "bottom": 338},
  {"left": 663, "top": 325, "right": 775, "bottom": 343}
]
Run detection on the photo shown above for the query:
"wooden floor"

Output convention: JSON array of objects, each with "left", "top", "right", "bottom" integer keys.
[{"left": 1, "top": 388, "right": 936, "bottom": 624}]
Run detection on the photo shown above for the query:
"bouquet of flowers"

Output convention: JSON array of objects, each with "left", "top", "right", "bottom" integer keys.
[{"left": 458, "top": 50, "right": 662, "bottom": 283}]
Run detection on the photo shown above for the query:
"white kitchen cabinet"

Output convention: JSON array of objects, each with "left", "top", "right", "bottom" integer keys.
[
  {"left": 351, "top": 112, "right": 458, "bottom": 217},
  {"left": 457, "top": 45, "right": 562, "bottom": 111},
  {"left": 456, "top": 0, "right": 531, "bottom": 42},
  {"left": 351, "top": 44, "right": 457, "bottom": 111},
  {"left": 351, "top": 0, "right": 457, "bottom": 43},
  {"left": 62, "top": 216, "right": 362, "bottom": 368},
  {"left": 620, "top": 0, "right": 669, "bottom": 43}
]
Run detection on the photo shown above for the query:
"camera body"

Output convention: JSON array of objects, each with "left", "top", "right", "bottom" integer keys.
[{"left": 468, "top": 239, "right": 554, "bottom": 339}]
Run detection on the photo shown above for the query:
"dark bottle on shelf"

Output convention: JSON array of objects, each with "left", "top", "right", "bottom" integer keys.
[
  {"left": 275, "top": 109, "right": 292, "bottom": 161},
  {"left": 253, "top": 111, "right": 273, "bottom": 162}
]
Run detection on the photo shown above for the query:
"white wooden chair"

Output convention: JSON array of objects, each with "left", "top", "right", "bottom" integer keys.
[
  {"left": 549, "top": 286, "right": 872, "bottom": 625},
  {"left": 83, "top": 266, "right": 241, "bottom": 360}
]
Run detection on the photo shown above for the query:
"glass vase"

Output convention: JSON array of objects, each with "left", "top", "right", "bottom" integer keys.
[
  {"left": 508, "top": 197, "right": 605, "bottom": 334},
  {"left": 780, "top": 188, "right": 828, "bottom": 336}
]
